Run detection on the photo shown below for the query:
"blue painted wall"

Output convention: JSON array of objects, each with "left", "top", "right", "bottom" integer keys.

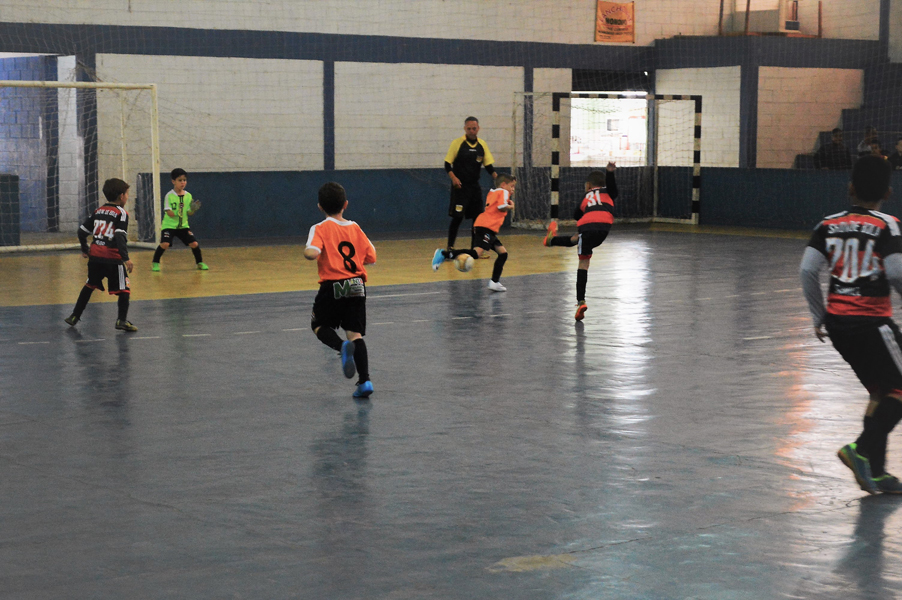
[
  {"left": 0, "top": 55, "right": 51, "bottom": 232},
  {"left": 163, "top": 169, "right": 497, "bottom": 240},
  {"left": 700, "top": 168, "right": 902, "bottom": 230},
  {"left": 136, "top": 167, "right": 893, "bottom": 241}
]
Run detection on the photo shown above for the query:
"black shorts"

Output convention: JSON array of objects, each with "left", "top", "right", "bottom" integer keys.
[
  {"left": 577, "top": 230, "right": 610, "bottom": 259},
  {"left": 311, "top": 278, "right": 367, "bottom": 335},
  {"left": 825, "top": 315, "right": 902, "bottom": 397},
  {"left": 85, "top": 262, "right": 130, "bottom": 295},
  {"left": 161, "top": 228, "right": 197, "bottom": 246},
  {"left": 472, "top": 227, "right": 502, "bottom": 252},
  {"left": 448, "top": 185, "right": 484, "bottom": 219}
]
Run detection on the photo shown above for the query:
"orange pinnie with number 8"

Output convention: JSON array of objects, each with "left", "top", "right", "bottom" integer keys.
[{"left": 304, "top": 182, "right": 378, "bottom": 400}]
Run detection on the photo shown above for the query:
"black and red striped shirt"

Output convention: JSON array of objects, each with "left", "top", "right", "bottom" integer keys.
[
  {"left": 78, "top": 203, "right": 130, "bottom": 264},
  {"left": 574, "top": 171, "right": 618, "bottom": 232},
  {"left": 808, "top": 206, "right": 902, "bottom": 317}
]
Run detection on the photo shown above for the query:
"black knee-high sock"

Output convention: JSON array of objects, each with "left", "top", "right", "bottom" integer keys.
[
  {"left": 152, "top": 246, "right": 165, "bottom": 263},
  {"left": 576, "top": 268, "right": 588, "bottom": 302},
  {"left": 73, "top": 286, "right": 93, "bottom": 317},
  {"left": 191, "top": 246, "right": 203, "bottom": 264},
  {"left": 491, "top": 252, "right": 508, "bottom": 282},
  {"left": 117, "top": 293, "right": 130, "bottom": 321},
  {"left": 353, "top": 338, "right": 370, "bottom": 383},
  {"left": 550, "top": 236, "right": 578, "bottom": 247},
  {"left": 447, "top": 215, "right": 464, "bottom": 249},
  {"left": 856, "top": 397, "right": 902, "bottom": 476},
  {"left": 315, "top": 327, "right": 344, "bottom": 352},
  {"left": 450, "top": 248, "right": 478, "bottom": 259}
]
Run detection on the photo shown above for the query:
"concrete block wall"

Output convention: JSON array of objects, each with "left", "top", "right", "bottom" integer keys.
[
  {"left": 756, "top": 67, "right": 862, "bottom": 168},
  {"left": 0, "top": 1, "right": 726, "bottom": 46},
  {"left": 334, "top": 62, "right": 522, "bottom": 170},
  {"left": 797, "top": 0, "right": 880, "bottom": 40},
  {"left": 96, "top": 54, "right": 325, "bottom": 174},
  {"left": 656, "top": 67, "right": 742, "bottom": 167}
]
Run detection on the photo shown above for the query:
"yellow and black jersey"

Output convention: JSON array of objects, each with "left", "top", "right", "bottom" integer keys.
[{"left": 444, "top": 135, "right": 495, "bottom": 187}]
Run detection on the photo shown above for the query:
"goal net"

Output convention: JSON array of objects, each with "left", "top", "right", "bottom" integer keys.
[
  {"left": 0, "top": 80, "right": 161, "bottom": 252},
  {"left": 511, "top": 92, "right": 701, "bottom": 229}
]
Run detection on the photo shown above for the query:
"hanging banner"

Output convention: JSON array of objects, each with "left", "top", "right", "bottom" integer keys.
[{"left": 595, "top": 1, "right": 635, "bottom": 43}]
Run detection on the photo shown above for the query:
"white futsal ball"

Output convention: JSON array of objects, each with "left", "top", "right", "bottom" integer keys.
[{"left": 454, "top": 254, "right": 474, "bottom": 272}]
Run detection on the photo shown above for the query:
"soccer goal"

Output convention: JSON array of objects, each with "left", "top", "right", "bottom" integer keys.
[
  {"left": 511, "top": 91, "right": 702, "bottom": 228},
  {"left": 0, "top": 80, "right": 161, "bottom": 252}
]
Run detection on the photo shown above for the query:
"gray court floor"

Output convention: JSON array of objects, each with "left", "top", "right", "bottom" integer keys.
[{"left": 2, "top": 231, "right": 901, "bottom": 599}]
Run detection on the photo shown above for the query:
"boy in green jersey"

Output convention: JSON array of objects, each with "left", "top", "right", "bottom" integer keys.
[{"left": 151, "top": 168, "right": 207, "bottom": 271}]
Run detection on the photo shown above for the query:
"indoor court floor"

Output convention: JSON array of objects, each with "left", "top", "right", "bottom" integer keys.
[{"left": 2, "top": 228, "right": 901, "bottom": 599}]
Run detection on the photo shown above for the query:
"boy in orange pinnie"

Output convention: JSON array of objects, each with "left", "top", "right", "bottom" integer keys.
[
  {"left": 431, "top": 173, "right": 515, "bottom": 292},
  {"left": 305, "top": 182, "right": 377, "bottom": 399}
]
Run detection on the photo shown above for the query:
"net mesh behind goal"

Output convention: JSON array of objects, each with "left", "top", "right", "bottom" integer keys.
[
  {"left": 0, "top": 80, "right": 160, "bottom": 252},
  {"left": 511, "top": 92, "right": 701, "bottom": 228}
]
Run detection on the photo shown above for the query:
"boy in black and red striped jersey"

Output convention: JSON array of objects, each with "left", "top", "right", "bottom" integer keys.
[
  {"left": 305, "top": 182, "right": 377, "bottom": 399},
  {"left": 542, "top": 163, "right": 617, "bottom": 321},
  {"left": 801, "top": 155, "right": 902, "bottom": 494},
  {"left": 64, "top": 178, "right": 137, "bottom": 332},
  {"left": 431, "top": 173, "right": 516, "bottom": 292}
]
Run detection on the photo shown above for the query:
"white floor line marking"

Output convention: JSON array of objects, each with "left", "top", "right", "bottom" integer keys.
[
  {"left": 411, "top": 319, "right": 430, "bottom": 323},
  {"left": 452, "top": 316, "right": 473, "bottom": 320},
  {"left": 774, "top": 289, "right": 794, "bottom": 293},
  {"left": 183, "top": 334, "right": 212, "bottom": 337},
  {"left": 282, "top": 328, "right": 305, "bottom": 331},
  {"left": 233, "top": 331, "right": 261, "bottom": 335},
  {"left": 18, "top": 341, "right": 50, "bottom": 345},
  {"left": 131, "top": 336, "right": 161, "bottom": 340},
  {"left": 369, "top": 291, "right": 444, "bottom": 300},
  {"left": 75, "top": 339, "right": 105, "bottom": 343},
  {"left": 371, "top": 322, "right": 395, "bottom": 325},
  {"left": 488, "top": 314, "right": 511, "bottom": 318}
]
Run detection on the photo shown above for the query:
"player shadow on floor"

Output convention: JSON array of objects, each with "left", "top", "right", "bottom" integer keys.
[{"left": 829, "top": 495, "right": 902, "bottom": 598}]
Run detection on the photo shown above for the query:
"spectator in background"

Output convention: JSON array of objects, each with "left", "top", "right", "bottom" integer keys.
[
  {"left": 888, "top": 137, "right": 902, "bottom": 170},
  {"left": 813, "top": 128, "right": 853, "bottom": 170},
  {"left": 870, "top": 139, "right": 888, "bottom": 160},
  {"left": 858, "top": 125, "right": 881, "bottom": 157}
]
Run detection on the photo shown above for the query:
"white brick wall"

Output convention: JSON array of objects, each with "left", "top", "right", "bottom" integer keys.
[
  {"left": 797, "top": 0, "right": 880, "bottom": 40},
  {"left": 96, "top": 54, "right": 324, "bottom": 173},
  {"left": 656, "top": 67, "right": 741, "bottom": 167},
  {"left": 0, "top": 1, "right": 725, "bottom": 45},
  {"left": 334, "top": 62, "right": 522, "bottom": 170},
  {"left": 756, "top": 67, "right": 862, "bottom": 168},
  {"left": 2, "top": 1, "right": 884, "bottom": 44}
]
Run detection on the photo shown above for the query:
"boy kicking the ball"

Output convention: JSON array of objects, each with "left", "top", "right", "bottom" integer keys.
[
  {"left": 431, "top": 173, "right": 516, "bottom": 292},
  {"left": 305, "top": 182, "right": 377, "bottom": 399},
  {"left": 151, "top": 168, "right": 208, "bottom": 271},
  {"left": 542, "top": 163, "right": 617, "bottom": 320}
]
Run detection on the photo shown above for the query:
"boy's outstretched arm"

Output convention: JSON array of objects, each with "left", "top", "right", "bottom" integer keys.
[
  {"left": 884, "top": 253, "right": 902, "bottom": 297},
  {"left": 799, "top": 246, "right": 828, "bottom": 341}
]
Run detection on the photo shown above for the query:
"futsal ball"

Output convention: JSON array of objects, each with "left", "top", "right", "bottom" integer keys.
[{"left": 454, "top": 254, "right": 474, "bottom": 272}]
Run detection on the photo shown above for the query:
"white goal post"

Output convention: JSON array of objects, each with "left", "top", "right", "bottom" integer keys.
[
  {"left": 0, "top": 80, "right": 161, "bottom": 253},
  {"left": 511, "top": 91, "right": 702, "bottom": 229}
]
